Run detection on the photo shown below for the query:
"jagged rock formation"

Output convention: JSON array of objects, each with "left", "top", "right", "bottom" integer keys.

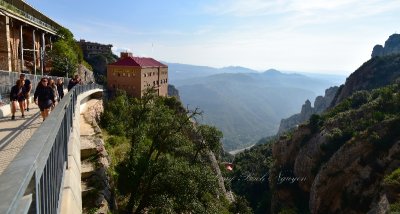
[
  {"left": 168, "top": 84, "right": 180, "bottom": 100},
  {"left": 331, "top": 54, "right": 400, "bottom": 106},
  {"left": 270, "top": 85, "right": 400, "bottom": 213},
  {"left": 269, "top": 50, "right": 400, "bottom": 213},
  {"left": 371, "top": 34, "right": 400, "bottom": 57},
  {"left": 277, "top": 86, "right": 338, "bottom": 135},
  {"left": 77, "top": 64, "right": 95, "bottom": 83},
  {"left": 328, "top": 34, "right": 400, "bottom": 108}
]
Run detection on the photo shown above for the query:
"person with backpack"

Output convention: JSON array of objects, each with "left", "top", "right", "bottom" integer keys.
[
  {"left": 56, "top": 78, "right": 65, "bottom": 101},
  {"left": 10, "top": 79, "right": 27, "bottom": 120},
  {"left": 68, "top": 74, "right": 81, "bottom": 91},
  {"left": 34, "top": 77, "right": 55, "bottom": 121},
  {"left": 49, "top": 79, "right": 59, "bottom": 110},
  {"left": 19, "top": 73, "right": 32, "bottom": 111}
]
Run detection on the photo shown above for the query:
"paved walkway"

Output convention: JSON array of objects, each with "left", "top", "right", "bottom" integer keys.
[{"left": 0, "top": 104, "right": 42, "bottom": 175}]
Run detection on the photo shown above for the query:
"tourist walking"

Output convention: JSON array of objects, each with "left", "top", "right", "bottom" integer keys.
[
  {"left": 19, "top": 73, "right": 32, "bottom": 111},
  {"left": 49, "top": 79, "right": 59, "bottom": 110},
  {"left": 68, "top": 74, "right": 81, "bottom": 91},
  {"left": 34, "top": 77, "right": 55, "bottom": 121},
  {"left": 56, "top": 78, "right": 64, "bottom": 101},
  {"left": 10, "top": 79, "right": 26, "bottom": 120}
]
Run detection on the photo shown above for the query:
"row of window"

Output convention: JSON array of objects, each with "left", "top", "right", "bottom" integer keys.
[
  {"left": 112, "top": 72, "right": 167, "bottom": 78},
  {"left": 113, "top": 72, "right": 136, "bottom": 77},
  {"left": 144, "top": 72, "right": 162, "bottom": 77},
  {"left": 86, "top": 46, "right": 110, "bottom": 50},
  {"left": 143, "top": 79, "right": 168, "bottom": 87}
]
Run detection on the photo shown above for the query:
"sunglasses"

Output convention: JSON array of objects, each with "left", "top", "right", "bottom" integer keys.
[{"left": 42, "top": 80, "right": 48, "bottom": 83}]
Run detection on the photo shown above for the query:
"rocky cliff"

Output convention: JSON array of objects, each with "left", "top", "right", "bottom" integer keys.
[
  {"left": 270, "top": 84, "right": 400, "bottom": 213},
  {"left": 277, "top": 86, "right": 338, "bottom": 135},
  {"left": 372, "top": 34, "right": 400, "bottom": 57},
  {"left": 269, "top": 46, "right": 400, "bottom": 213},
  {"left": 331, "top": 34, "right": 400, "bottom": 107},
  {"left": 168, "top": 84, "right": 180, "bottom": 100},
  {"left": 331, "top": 54, "right": 400, "bottom": 107}
]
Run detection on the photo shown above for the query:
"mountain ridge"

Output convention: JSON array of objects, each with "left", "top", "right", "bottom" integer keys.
[{"left": 173, "top": 66, "right": 341, "bottom": 151}]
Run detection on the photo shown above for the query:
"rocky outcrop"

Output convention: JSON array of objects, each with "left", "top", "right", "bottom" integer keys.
[
  {"left": 331, "top": 54, "right": 400, "bottom": 106},
  {"left": 371, "top": 34, "right": 400, "bottom": 58},
  {"left": 331, "top": 34, "right": 400, "bottom": 107},
  {"left": 168, "top": 84, "right": 180, "bottom": 100},
  {"left": 81, "top": 99, "right": 117, "bottom": 214},
  {"left": 77, "top": 64, "right": 95, "bottom": 83},
  {"left": 272, "top": 119, "right": 400, "bottom": 213},
  {"left": 270, "top": 83, "right": 400, "bottom": 213},
  {"left": 277, "top": 86, "right": 338, "bottom": 135}
]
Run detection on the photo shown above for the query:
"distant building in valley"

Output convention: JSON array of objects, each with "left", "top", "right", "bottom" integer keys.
[
  {"left": 77, "top": 39, "right": 113, "bottom": 58},
  {"left": 107, "top": 52, "right": 168, "bottom": 97}
]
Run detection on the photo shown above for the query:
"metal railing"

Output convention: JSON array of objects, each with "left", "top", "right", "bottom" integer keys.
[{"left": 0, "top": 83, "right": 103, "bottom": 214}]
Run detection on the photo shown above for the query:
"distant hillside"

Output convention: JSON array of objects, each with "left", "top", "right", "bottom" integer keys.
[
  {"left": 174, "top": 68, "right": 340, "bottom": 151},
  {"left": 167, "top": 63, "right": 257, "bottom": 85},
  {"left": 230, "top": 35, "right": 400, "bottom": 213}
]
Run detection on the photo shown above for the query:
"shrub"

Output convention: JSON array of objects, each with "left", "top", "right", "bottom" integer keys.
[
  {"left": 278, "top": 207, "right": 298, "bottom": 214},
  {"left": 309, "top": 114, "right": 323, "bottom": 133},
  {"left": 351, "top": 91, "right": 370, "bottom": 108},
  {"left": 384, "top": 168, "right": 400, "bottom": 186},
  {"left": 390, "top": 202, "right": 400, "bottom": 212}
]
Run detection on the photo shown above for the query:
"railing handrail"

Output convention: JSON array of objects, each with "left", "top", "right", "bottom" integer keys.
[{"left": 0, "top": 83, "right": 103, "bottom": 214}]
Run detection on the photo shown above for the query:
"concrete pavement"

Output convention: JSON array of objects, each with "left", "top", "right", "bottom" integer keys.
[{"left": 0, "top": 104, "right": 42, "bottom": 175}]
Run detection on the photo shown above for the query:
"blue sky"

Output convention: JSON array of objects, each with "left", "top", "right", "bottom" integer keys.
[{"left": 27, "top": 0, "right": 400, "bottom": 75}]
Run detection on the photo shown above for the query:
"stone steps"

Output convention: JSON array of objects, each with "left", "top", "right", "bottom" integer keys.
[
  {"left": 81, "top": 160, "right": 95, "bottom": 179},
  {"left": 81, "top": 180, "right": 96, "bottom": 198},
  {"left": 81, "top": 137, "right": 97, "bottom": 160}
]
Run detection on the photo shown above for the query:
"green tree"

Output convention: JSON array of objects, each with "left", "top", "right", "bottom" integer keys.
[
  {"left": 101, "top": 89, "right": 230, "bottom": 213},
  {"left": 48, "top": 27, "right": 83, "bottom": 77}
]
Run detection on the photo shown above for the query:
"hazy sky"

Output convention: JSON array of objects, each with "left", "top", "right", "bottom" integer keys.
[{"left": 27, "top": 0, "right": 400, "bottom": 75}]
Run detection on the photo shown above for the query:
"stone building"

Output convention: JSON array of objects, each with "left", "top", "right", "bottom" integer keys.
[
  {"left": 77, "top": 40, "right": 112, "bottom": 58},
  {"left": 107, "top": 52, "right": 168, "bottom": 97},
  {"left": 0, "top": 0, "right": 60, "bottom": 73}
]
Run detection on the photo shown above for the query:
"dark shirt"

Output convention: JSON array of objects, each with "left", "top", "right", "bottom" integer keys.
[
  {"left": 24, "top": 79, "right": 31, "bottom": 91},
  {"left": 68, "top": 79, "right": 79, "bottom": 91},
  {"left": 34, "top": 86, "right": 55, "bottom": 103},
  {"left": 56, "top": 83, "right": 64, "bottom": 99},
  {"left": 10, "top": 85, "right": 26, "bottom": 102}
]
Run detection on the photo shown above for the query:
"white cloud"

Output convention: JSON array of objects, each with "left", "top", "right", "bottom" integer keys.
[{"left": 204, "top": 0, "right": 400, "bottom": 21}]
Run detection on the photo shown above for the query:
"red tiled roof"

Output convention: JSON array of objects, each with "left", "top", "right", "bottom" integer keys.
[{"left": 109, "top": 57, "right": 167, "bottom": 67}]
